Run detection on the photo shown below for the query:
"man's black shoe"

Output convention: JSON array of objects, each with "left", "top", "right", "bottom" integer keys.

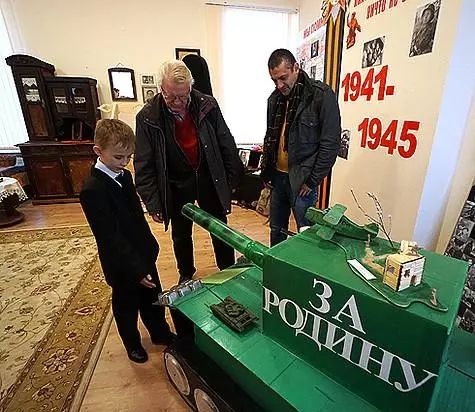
[
  {"left": 151, "top": 331, "right": 175, "bottom": 346},
  {"left": 127, "top": 346, "right": 148, "bottom": 363}
]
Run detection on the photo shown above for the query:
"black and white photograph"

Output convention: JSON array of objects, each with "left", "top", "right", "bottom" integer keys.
[
  {"left": 21, "top": 77, "right": 40, "bottom": 102},
  {"left": 239, "top": 149, "right": 250, "bottom": 167},
  {"left": 311, "top": 40, "right": 319, "bottom": 58},
  {"left": 458, "top": 302, "right": 475, "bottom": 333},
  {"left": 338, "top": 129, "right": 350, "bottom": 160},
  {"left": 362, "top": 36, "right": 385, "bottom": 69},
  {"left": 409, "top": 0, "right": 441, "bottom": 57},
  {"left": 455, "top": 218, "right": 474, "bottom": 243},
  {"left": 461, "top": 201, "right": 475, "bottom": 221},
  {"left": 446, "top": 180, "right": 475, "bottom": 334},
  {"left": 310, "top": 65, "right": 316, "bottom": 80},
  {"left": 142, "top": 86, "right": 158, "bottom": 103},
  {"left": 140, "top": 74, "right": 156, "bottom": 86}
]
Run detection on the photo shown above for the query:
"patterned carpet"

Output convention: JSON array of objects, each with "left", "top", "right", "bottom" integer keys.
[{"left": 0, "top": 226, "right": 111, "bottom": 412}]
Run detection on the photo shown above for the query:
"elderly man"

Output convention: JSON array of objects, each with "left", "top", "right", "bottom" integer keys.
[
  {"left": 134, "top": 60, "right": 242, "bottom": 282},
  {"left": 261, "top": 49, "right": 341, "bottom": 246}
]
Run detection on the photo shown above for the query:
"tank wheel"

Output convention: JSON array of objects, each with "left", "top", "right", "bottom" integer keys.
[
  {"left": 194, "top": 388, "right": 221, "bottom": 412},
  {"left": 164, "top": 352, "right": 191, "bottom": 396}
]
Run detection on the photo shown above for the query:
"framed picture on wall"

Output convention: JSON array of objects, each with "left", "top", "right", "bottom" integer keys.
[
  {"left": 175, "top": 48, "right": 201, "bottom": 60},
  {"left": 142, "top": 86, "right": 158, "bottom": 103},
  {"left": 108, "top": 67, "right": 137, "bottom": 101},
  {"left": 140, "top": 73, "right": 156, "bottom": 86}
]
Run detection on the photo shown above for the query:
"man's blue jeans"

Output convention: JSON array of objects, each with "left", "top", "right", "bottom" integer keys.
[{"left": 270, "top": 170, "right": 318, "bottom": 246}]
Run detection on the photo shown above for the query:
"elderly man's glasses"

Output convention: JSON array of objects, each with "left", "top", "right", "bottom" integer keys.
[{"left": 161, "top": 88, "right": 190, "bottom": 104}]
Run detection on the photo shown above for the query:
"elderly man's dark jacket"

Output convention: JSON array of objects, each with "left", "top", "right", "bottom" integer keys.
[
  {"left": 134, "top": 89, "right": 242, "bottom": 230},
  {"left": 261, "top": 70, "right": 341, "bottom": 200},
  {"left": 80, "top": 168, "right": 159, "bottom": 288}
]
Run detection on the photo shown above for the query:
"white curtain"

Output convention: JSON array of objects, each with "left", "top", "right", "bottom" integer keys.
[
  {"left": 220, "top": 7, "right": 297, "bottom": 145},
  {"left": 0, "top": 8, "right": 28, "bottom": 150}
]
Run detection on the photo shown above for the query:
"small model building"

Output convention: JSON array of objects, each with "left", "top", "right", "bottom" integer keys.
[{"left": 383, "top": 240, "right": 425, "bottom": 291}]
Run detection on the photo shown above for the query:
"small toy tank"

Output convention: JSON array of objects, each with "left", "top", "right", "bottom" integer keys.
[{"left": 164, "top": 203, "right": 474, "bottom": 412}]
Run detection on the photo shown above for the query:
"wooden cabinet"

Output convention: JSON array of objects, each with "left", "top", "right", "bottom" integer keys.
[
  {"left": 7, "top": 55, "right": 101, "bottom": 203},
  {"left": 18, "top": 141, "right": 96, "bottom": 204}
]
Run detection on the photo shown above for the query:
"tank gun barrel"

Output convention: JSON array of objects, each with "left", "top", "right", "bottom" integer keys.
[{"left": 182, "top": 203, "right": 268, "bottom": 267}]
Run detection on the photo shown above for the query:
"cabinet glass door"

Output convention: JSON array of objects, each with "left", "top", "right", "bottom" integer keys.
[
  {"left": 20, "top": 75, "right": 51, "bottom": 137},
  {"left": 51, "top": 87, "right": 70, "bottom": 114},
  {"left": 70, "top": 86, "right": 88, "bottom": 114}
]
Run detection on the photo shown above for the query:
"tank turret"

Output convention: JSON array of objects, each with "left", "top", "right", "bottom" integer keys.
[{"left": 181, "top": 203, "right": 268, "bottom": 267}]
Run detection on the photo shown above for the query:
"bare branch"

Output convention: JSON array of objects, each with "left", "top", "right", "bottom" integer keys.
[
  {"left": 350, "top": 189, "right": 379, "bottom": 225},
  {"left": 351, "top": 189, "right": 395, "bottom": 249}
]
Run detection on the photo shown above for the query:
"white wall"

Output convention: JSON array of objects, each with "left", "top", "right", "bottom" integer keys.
[
  {"left": 298, "top": 0, "right": 322, "bottom": 30},
  {"left": 8, "top": 0, "right": 297, "bottom": 125},
  {"left": 11, "top": 0, "right": 207, "bottom": 109},
  {"left": 299, "top": 0, "right": 474, "bottom": 250},
  {"left": 333, "top": 1, "right": 464, "bottom": 244}
]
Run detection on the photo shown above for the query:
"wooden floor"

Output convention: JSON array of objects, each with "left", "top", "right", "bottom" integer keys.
[{"left": 1, "top": 201, "right": 281, "bottom": 411}]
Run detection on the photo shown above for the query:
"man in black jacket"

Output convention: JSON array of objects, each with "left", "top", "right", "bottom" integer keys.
[
  {"left": 134, "top": 60, "right": 242, "bottom": 283},
  {"left": 261, "top": 49, "right": 341, "bottom": 246}
]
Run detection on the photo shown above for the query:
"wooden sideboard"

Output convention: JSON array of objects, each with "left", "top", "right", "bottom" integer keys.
[
  {"left": 18, "top": 141, "right": 96, "bottom": 204},
  {"left": 6, "top": 55, "right": 101, "bottom": 204}
]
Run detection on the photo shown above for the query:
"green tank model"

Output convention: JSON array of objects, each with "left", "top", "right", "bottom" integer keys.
[{"left": 163, "top": 203, "right": 475, "bottom": 412}]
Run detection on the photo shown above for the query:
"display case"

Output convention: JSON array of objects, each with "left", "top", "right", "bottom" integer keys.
[
  {"left": 45, "top": 77, "right": 100, "bottom": 140},
  {"left": 5, "top": 54, "right": 56, "bottom": 140}
]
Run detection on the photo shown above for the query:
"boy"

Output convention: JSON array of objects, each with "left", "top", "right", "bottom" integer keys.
[{"left": 80, "top": 119, "right": 172, "bottom": 363}]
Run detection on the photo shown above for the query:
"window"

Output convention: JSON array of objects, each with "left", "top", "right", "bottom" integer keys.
[
  {"left": 220, "top": 7, "right": 298, "bottom": 144},
  {"left": 0, "top": 9, "right": 28, "bottom": 151}
]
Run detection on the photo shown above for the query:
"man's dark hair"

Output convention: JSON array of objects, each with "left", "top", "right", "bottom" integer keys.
[{"left": 268, "top": 49, "right": 296, "bottom": 70}]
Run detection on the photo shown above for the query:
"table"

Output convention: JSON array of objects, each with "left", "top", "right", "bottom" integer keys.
[{"left": 0, "top": 177, "right": 27, "bottom": 226}]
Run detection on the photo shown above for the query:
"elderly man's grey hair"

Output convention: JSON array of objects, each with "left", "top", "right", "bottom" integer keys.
[{"left": 157, "top": 60, "right": 195, "bottom": 88}]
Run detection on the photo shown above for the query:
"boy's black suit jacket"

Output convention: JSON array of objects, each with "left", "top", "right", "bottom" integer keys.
[{"left": 80, "top": 166, "right": 159, "bottom": 288}]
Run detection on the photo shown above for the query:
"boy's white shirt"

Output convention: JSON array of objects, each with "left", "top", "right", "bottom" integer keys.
[{"left": 95, "top": 158, "right": 123, "bottom": 187}]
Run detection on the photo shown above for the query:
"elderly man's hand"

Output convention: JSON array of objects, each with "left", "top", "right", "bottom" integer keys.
[
  {"left": 299, "top": 183, "right": 313, "bottom": 197},
  {"left": 151, "top": 212, "right": 164, "bottom": 223},
  {"left": 140, "top": 274, "right": 156, "bottom": 289}
]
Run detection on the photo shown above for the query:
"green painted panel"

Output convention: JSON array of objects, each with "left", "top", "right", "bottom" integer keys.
[
  {"left": 195, "top": 328, "right": 296, "bottom": 412},
  {"left": 430, "top": 366, "right": 475, "bottom": 412},
  {"left": 271, "top": 358, "right": 380, "bottom": 412},
  {"left": 236, "top": 337, "right": 295, "bottom": 384},
  {"left": 174, "top": 262, "right": 474, "bottom": 412},
  {"left": 262, "top": 231, "right": 468, "bottom": 412}
]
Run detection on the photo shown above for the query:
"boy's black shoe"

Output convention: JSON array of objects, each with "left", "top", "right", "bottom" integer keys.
[{"left": 127, "top": 346, "right": 148, "bottom": 363}]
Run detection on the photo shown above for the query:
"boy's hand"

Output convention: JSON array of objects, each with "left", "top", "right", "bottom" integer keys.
[
  {"left": 151, "top": 212, "right": 164, "bottom": 223},
  {"left": 140, "top": 274, "right": 156, "bottom": 288}
]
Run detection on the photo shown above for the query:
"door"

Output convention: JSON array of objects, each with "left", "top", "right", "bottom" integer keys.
[
  {"left": 64, "top": 156, "right": 95, "bottom": 196},
  {"left": 29, "top": 158, "right": 68, "bottom": 198},
  {"left": 69, "top": 84, "right": 90, "bottom": 118},
  {"left": 17, "top": 68, "right": 56, "bottom": 140}
]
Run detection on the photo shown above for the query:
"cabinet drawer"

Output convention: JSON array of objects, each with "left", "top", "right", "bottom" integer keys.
[
  {"left": 20, "top": 145, "right": 59, "bottom": 157},
  {"left": 61, "top": 144, "right": 94, "bottom": 155}
]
